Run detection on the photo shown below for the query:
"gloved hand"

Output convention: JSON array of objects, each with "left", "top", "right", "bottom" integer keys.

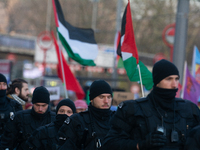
[{"left": 138, "top": 131, "right": 167, "bottom": 150}]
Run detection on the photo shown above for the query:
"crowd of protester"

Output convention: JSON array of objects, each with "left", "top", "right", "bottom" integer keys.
[{"left": 0, "top": 59, "right": 199, "bottom": 150}]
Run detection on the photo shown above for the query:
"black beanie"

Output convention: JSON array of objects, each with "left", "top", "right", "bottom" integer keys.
[
  {"left": 56, "top": 98, "right": 76, "bottom": 114},
  {"left": 0, "top": 73, "right": 7, "bottom": 84},
  {"left": 153, "top": 59, "right": 179, "bottom": 86},
  {"left": 32, "top": 86, "right": 50, "bottom": 104},
  {"left": 89, "top": 80, "right": 112, "bottom": 100}
]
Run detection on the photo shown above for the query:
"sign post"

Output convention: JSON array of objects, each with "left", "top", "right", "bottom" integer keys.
[{"left": 37, "top": 31, "right": 53, "bottom": 76}]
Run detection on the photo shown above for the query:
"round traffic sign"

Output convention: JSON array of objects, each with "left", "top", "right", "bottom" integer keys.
[
  {"left": 162, "top": 23, "right": 175, "bottom": 48},
  {"left": 165, "top": 27, "right": 175, "bottom": 45},
  {"left": 37, "top": 31, "right": 53, "bottom": 50}
]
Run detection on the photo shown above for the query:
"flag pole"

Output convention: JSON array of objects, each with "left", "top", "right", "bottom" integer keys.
[
  {"left": 137, "top": 64, "right": 144, "bottom": 97},
  {"left": 51, "top": 0, "right": 68, "bottom": 98},
  {"left": 56, "top": 32, "right": 68, "bottom": 98},
  {"left": 181, "top": 61, "right": 187, "bottom": 98}
]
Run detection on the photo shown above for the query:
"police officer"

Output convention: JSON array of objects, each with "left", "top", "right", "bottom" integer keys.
[
  {"left": 0, "top": 86, "right": 56, "bottom": 150},
  {"left": 0, "top": 74, "right": 22, "bottom": 137},
  {"left": 58, "top": 79, "right": 114, "bottom": 150},
  {"left": 26, "top": 98, "right": 76, "bottom": 150},
  {"left": 103, "top": 59, "right": 200, "bottom": 150},
  {"left": 7, "top": 78, "right": 30, "bottom": 109}
]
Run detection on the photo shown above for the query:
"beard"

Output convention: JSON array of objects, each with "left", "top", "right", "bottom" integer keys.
[{"left": 18, "top": 92, "right": 28, "bottom": 102}]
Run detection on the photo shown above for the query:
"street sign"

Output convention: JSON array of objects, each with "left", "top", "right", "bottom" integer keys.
[
  {"left": 162, "top": 23, "right": 175, "bottom": 62},
  {"left": 37, "top": 31, "right": 53, "bottom": 50},
  {"left": 162, "top": 23, "right": 175, "bottom": 48},
  {"left": 37, "top": 31, "right": 53, "bottom": 76}
]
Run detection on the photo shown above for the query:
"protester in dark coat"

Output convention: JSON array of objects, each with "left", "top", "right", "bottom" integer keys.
[
  {"left": 26, "top": 98, "right": 76, "bottom": 150},
  {"left": 0, "top": 86, "right": 56, "bottom": 150},
  {"left": 103, "top": 59, "right": 200, "bottom": 150},
  {"left": 0, "top": 73, "right": 22, "bottom": 137},
  {"left": 7, "top": 78, "right": 30, "bottom": 109},
  {"left": 74, "top": 99, "right": 88, "bottom": 113},
  {"left": 58, "top": 80, "right": 114, "bottom": 150}
]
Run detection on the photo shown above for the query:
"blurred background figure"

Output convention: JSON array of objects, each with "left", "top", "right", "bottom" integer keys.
[
  {"left": 68, "top": 90, "right": 77, "bottom": 102},
  {"left": 7, "top": 78, "right": 30, "bottom": 109},
  {"left": 83, "top": 80, "right": 92, "bottom": 104},
  {"left": 130, "top": 82, "right": 141, "bottom": 99},
  {"left": 25, "top": 102, "right": 33, "bottom": 110},
  {"left": 74, "top": 99, "right": 88, "bottom": 113},
  {"left": 50, "top": 96, "right": 63, "bottom": 112}
]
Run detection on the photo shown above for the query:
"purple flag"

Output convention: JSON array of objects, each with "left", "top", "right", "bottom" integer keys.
[
  {"left": 192, "top": 46, "right": 200, "bottom": 84},
  {"left": 183, "top": 66, "right": 200, "bottom": 105}
]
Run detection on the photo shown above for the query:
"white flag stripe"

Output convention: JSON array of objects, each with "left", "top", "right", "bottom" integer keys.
[
  {"left": 58, "top": 21, "right": 98, "bottom": 60},
  {"left": 121, "top": 52, "right": 132, "bottom": 61}
]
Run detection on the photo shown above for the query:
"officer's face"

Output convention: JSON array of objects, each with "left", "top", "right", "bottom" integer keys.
[
  {"left": 17, "top": 83, "right": 30, "bottom": 102},
  {"left": 0, "top": 82, "right": 7, "bottom": 90},
  {"left": 91, "top": 93, "right": 112, "bottom": 109},
  {"left": 156, "top": 75, "right": 179, "bottom": 89},
  {"left": 57, "top": 105, "right": 73, "bottom": 116},
  {"left": 33, "top": 103, "right": 48, "bottom": 114}
]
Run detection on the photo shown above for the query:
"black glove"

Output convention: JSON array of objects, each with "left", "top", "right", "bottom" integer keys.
[{"left": 138, "top": 131, "right": 167, "bottom": 150}]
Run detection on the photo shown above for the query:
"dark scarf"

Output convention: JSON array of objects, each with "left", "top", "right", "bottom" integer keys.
[
  {"left": 88, "top": 103, "right": 112, "bottom": 129},
  {"left": 0, "top": 90, "right": 9, "bottom": 110},
  {"left": 54, "top": 114, "right": 68, "bottom": 129},
  {"left": 150, "top": 86, "right": 178, "bottom": 111},
  {"left": 31, "top": 106, "right": 50, "bottom": 120},
  {"left": 0, "top": 90, "right": 6, "bottom": 97}
]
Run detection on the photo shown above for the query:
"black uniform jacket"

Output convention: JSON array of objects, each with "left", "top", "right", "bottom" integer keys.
[
  {"left": 26, "top": 122, "right": 59, "bottom": 150},
  {"left": 103, "top": 97, "right": 200, "bottom": 150},
  {"left": 0, "top": 97, "right": 22, "bottom": 136},
  {"left": 0, "top": 107, "right": 56, "bottom": 150},
  {"left": 184, "top": 125, "right": 200, "bottom": 150},
  {"left": 58, "top": 105, "right": 114, "bottom": 150}
]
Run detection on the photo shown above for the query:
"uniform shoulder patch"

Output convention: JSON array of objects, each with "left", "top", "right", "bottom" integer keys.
[
  {"left": 118, "top": 102, "right": 124, "bottom": 109},
  {"left": 10, "top": 112, "right": 15, "bottom": 120},
  {"left": 64, "top": 117, "right": 70, "bottom": 125}
]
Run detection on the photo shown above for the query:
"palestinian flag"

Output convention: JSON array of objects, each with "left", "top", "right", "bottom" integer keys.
[
  {"left": 117, "top": 0, "right": 153, "bottom": 90},
  {"left": 52, "top": 31, "right": 85, "bottom": 99},
  {"left": 52, "top": 0, "right": 98, "bottom": 66},
  {"left": 114, "top": 31, "right": 124, "bottom": 68}
]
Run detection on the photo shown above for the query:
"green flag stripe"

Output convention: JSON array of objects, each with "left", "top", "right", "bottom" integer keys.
[
  {"left": 123, "top": 56, "right": 153, "bottom": 90},
  {"left": 58, "top": 30, "right": 96, "bottom": 66}
]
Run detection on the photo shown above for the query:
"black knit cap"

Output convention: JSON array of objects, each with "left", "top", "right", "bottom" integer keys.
[
  {"left": 153, "top": 59, "right": 179, "bottom": 86},
  {"left": 89, "top": 79, "right": 112, "bottom": 100},
  {"left": 0, "top": 73, "right": 7, "bottom": 84},
  {"left": 56, "top": 98, "right": 76, "bottom": 114},
  {"left": 32, "top": 86, "right": 50, "bottom": 104}
]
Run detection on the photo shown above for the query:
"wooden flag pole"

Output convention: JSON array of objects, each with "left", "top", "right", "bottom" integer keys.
[
  {"left": 137, "top": 64, "right": 144, "bottom": 97},
  {"left": 56, "top": 32, "right": 68, "bottom": 98}
]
